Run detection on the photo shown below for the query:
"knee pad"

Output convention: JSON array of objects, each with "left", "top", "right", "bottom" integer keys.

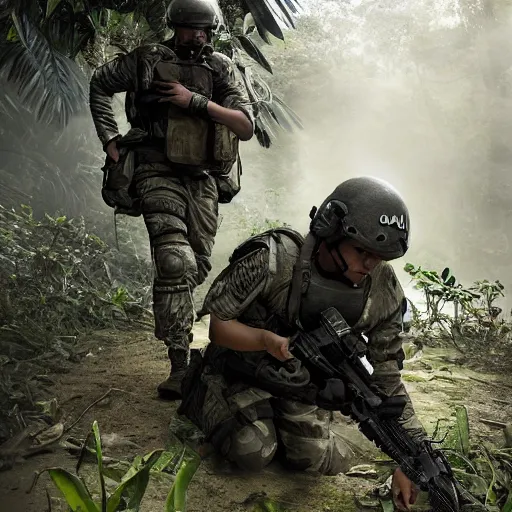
[
  {"left": 153, "top": 243, "right": 197, "bottom": 284},
  {"left": 278, "top": 429, "right": 354, "bottom": 475},
  {"left": 228, "top": 419, "right": 278, "bottom": 472}
]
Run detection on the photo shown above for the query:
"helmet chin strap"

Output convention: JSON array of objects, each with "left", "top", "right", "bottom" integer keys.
[
  {"left": 314, "top": 239, "right": 359, "bottom": 287},
  {"left": 326, "top": 240, "right": 349, "bottom": 274}
]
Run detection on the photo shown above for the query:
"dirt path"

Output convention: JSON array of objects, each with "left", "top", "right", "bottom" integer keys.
[{"left": 1, "top": 323, "right": 511, "bottom": 512}]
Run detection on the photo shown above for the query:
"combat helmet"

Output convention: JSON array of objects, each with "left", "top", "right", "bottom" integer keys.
[
  {"left": 309, "top": 176, "right": 410, "bottom": 260},
  {"left": 166, "top": 0, "right": 219, "bottom": 30}
]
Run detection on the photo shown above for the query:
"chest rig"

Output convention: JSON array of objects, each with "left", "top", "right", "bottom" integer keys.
[{"left": 150, "top": 46, "right": 238, "bottom": 172}]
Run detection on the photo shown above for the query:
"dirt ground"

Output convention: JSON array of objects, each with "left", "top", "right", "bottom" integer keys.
[{"left": 0, "top": 320, "right": 511, "bottom": 512}]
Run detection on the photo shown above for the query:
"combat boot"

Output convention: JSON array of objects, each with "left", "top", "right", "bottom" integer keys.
[{"left": 157, "top": 346, "right": 189, "bottom": 401}]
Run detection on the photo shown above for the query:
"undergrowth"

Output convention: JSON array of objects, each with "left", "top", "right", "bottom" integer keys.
[{"left": 0, "top": 205, "right": 152, "bottom": 443}]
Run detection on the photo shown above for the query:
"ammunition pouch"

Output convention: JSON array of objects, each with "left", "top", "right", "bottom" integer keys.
[
  {"left": 153, "top": 59, "right": 240, "bottom": 176},
  {"left": 101, "top": 129, "right": 148, "bottom": 216},
  {"left": 214, "top": 150, "right": 242, "bottom": 204}
]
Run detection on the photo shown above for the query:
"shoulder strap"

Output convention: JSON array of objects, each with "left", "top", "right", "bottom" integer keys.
[
  {"left": 271, "top": 227, "right": 305, "bottom": 248},
  {"left": 229, "top": 227, "right": 303, "bottom": 262},
  {"left": 286, "top": 233, "right": 318, "bottom": 327}
]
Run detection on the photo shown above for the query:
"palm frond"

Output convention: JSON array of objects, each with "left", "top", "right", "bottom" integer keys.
[
  {"left": 258, "top": 101, "right": 279, "bottom": 139},
  {"left": 42, "top": 1, "right": 95, "bottom": 59},
  {"left": 43, "top": 0, "right": 75, "bottom": 55},
  {"left": 0, "top": 11, "right": 87, "bottom": 125},
  {"left": 234, "top": 34, "right": 273, "bottom": 73},
  {"left": 71, "top": 12, "right": 96, "bottom": 58},
  {"left": 0, "top": 0, "right": 14, "bottom": 20},
  {"left": 266, "top": 97, "right": 292, "bottom": 130},
  {"left": 242, "top": 0, "right": 301, "bottom": 42},
  {"left": 254, "top": 117, "right": 271, "bottom": 148},
  {"left": 273, "top": 95, "right": 303, "bottom": 129},
  {"left": 136, "top": 0, "right": 167, "bottom": 38},
  {"left": 236, "top": 64, "right": 301, "bottom": 147}
]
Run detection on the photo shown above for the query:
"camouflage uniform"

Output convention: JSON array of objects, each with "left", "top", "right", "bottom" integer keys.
[
  {"left": 179, "top": 229, "right": 426, "bottom": 474},
  {"left": 89, "top": 41, "right": 252, "bottom": 388}
]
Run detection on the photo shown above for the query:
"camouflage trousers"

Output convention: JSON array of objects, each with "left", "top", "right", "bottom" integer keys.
[
  {"left": 134, "top": 149, "right": 218, "bottom": 354},
  {"left": 187, "top": 369, "right": 354, "bottom": 475}
]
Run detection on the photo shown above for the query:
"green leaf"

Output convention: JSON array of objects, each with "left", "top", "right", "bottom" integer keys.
[
  {"left": 380, "top": 498, "right": 395, "bottom": 512},
  {"left": 503, "top": 490, "right": 512, "bottom": 512},
  {"left": 107, "top": 450, "right": 163, "bottom": 512},
  {"left": 47, "top": 468, "right": 100, "bottom": 512},
  {"left": 252, "top": 498, "right": 286, "bottom": 512},
  {"left": 455, "top": 405, "right": 470, "bottom": 456},
  {"left": 91, "top": 421, "right": 107, "bottom": 512},
  {"left": 7, "top": 25, "right": 17, "bottom": 41},
  {"left": 151, "top": 450, "right": 182, "bottom": 473},
  {"left": 165, "top": 446, "right": 201, "bottom": 512},
  {"left": 403, "top": 263, "right": 415, "bottom": 273},
  {"left": 451, "top": 469, "right": 488, "bottom": 497}
]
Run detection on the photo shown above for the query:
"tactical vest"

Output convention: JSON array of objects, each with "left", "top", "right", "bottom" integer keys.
[
  {"left": 227, "top": 229, "right": 377, "bottom": 334},
  {"left": 130, "top": 44, "right": 238, "bottom": 173}
]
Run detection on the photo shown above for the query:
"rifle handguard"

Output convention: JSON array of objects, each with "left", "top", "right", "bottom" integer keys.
[{"left": 375, "top": 395, "right": 407, "bottom": 419}]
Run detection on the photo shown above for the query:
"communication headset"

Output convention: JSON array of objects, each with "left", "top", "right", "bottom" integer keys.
[{"left": 309, "top": 199, "right": 349, "bottom": 240}]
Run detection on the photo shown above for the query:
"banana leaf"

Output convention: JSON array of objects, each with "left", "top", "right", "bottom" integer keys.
[
  {"left": 164, "top": 445, "right": 201, "bottom": 512},
  {"left": 91, "top": 421, "right": 107, "bottom": 512},
  {"left": 47, "top": 468, "right": 100, "bottom": 512},
  {"left": 106, "top": 449, "right": 164, "bottom": 512}
]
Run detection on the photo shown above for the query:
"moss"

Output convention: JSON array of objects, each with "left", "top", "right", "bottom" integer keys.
[{"left": 314, "top": 483, "right": 358, "bottom": 512}]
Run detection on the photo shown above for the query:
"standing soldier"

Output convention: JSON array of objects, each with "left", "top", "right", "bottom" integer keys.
[{"left": 89, "top": 0, "right": 254, "bottom": 400}]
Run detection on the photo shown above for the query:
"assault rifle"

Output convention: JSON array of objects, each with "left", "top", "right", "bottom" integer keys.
[{"left": 288, "top": 307, "right": 486, "bottom": 512}]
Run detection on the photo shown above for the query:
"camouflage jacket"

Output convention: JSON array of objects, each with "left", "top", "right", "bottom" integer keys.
[
  {"left": 198, "top": 228, "right": 427, "bottom": 442},
  {"left": 89, "top": 41, "right": 253, "bottom": 148}
]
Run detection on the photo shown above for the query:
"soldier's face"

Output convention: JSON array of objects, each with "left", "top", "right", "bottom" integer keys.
[
  {"left": 337, "top": 239, "right": 382, "bottom": 283},
  {"left": 330, "top": 239, "right": 382, "bottom": 284},
  {"left": 175, "top": 27, "right": 207, "bottom": 47}
]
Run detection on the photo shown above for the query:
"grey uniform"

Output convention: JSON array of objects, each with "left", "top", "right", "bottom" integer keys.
[
  {"left": 89, "top": 41, "right": 252, "bottom": 356},
  {"left": 179, "top": 229, "right": 426, "bottom": 474}
]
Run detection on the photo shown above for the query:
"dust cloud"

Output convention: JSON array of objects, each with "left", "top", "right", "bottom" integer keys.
[{"left": 224, "top": 0, "right": 512, "bottom": 311}]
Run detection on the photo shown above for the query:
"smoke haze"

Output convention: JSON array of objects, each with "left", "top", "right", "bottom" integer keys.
[{"left": 219, "top": 0, "right": 512, "bottom": 310}]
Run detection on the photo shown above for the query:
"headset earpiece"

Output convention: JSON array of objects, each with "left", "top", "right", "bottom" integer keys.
[{"left": 310, "top": 200, "right": 348, "bottom": 239}]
